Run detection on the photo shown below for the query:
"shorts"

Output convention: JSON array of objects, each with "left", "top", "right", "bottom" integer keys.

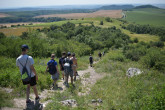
[
  {"left": 64, "top": 70, "right": 73, "bottom": 77},
  {"left": 22, "top": 76, "right": 37, "bottom": 86},
  {"left": 51, "top": 73, "right": 59, "bottom": 80}
]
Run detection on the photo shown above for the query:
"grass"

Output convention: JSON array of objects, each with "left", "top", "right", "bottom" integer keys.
[
  {"left": 124, "top": 8, "right": 165, "bottom": 27},
  {"left": 0, "top": 90, "right": 14, "bottom": 108},
  {"left": 31, "top": 20, "right": 92, "bottom": 27},
  {"left": 0, "top": 27, "right": 43, "bottom": 36}
]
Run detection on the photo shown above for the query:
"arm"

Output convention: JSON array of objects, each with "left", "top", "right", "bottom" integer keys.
[
  {"left": 30, "top": 65, "right": 38, "bottom": 81},
  {"left": 76, "top": 59, "right": 78, "bottom": 68},
  {"left": 56, "top": 65, "right": 59, "bottom": 74}
]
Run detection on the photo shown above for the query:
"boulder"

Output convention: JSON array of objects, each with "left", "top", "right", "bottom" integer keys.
[{"left": 126, "top": 68, "right": 142, "bottom": 77}]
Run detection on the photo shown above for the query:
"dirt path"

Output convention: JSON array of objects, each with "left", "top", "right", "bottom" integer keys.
[{"left": 1, "top": 62, "right": 105, "bottom": 110}]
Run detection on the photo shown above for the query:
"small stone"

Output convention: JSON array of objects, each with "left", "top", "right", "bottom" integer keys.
[
  {"left": 97, "top": 99, "right": 103, "bottom": 103},
  {"left": 61, "top": 99, "right": 77, "bottom": 107},
  {"left": 91, "top": 99, "right": 97, "bottom": 103}
]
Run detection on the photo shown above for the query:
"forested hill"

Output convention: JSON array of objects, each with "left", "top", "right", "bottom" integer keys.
[
  {"left": 99, "top": 5, "right": 134, "bottom": 10},
  {"left": 134, "top": 5, "right": 159, "bottom": 9}
]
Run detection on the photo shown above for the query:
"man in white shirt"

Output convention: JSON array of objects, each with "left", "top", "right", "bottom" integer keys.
[{"left": 16, "top": 45, "right": 40, "bottom": 104}]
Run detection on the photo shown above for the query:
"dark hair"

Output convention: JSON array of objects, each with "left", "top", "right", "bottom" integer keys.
[
  {"left": 72, "top": 53, "right": 75, "bottom": 56},
  {"left": 62, "top": 52, "right": 66, "bottom": 56}
]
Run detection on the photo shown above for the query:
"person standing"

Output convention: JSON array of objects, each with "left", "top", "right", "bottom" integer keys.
[
  {"left": 59, "top": 52, "right": 66, "bottom": 80},
  {"left": 89, "top": 54, "right": 93, "bottom": 67},
  {"left": 46, "top": 54, "right": 59, "bottom": 90},
  {"left": 98, "top": 52, "right": 102, "bottom": 59},
  {"left": 71, "top": 53, "right": 78, "bottom": 81},
  {"left": 63, "top": 52, "right": 73, "bottom": 87},
  {"left": 16, "top": 44, "right": 40, "bottom": 104}
]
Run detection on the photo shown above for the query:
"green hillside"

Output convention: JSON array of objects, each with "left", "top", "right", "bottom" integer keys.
[{"left": 125, "top": 8, "right": 165, "bottom": 27}]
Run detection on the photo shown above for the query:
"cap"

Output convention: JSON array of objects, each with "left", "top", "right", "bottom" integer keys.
[
  {"left": 67, "top": 52, "right": 71, "bottom": 56},
  {"left": 21, "top": 44, "right": 29, "bottom": 49}
]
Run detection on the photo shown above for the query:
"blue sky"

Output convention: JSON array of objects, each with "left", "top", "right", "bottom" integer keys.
[{"left": 0, "top": 0, "right": 165, "bottom": 9}]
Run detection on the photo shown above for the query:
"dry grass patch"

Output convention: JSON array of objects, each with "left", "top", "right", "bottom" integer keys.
[{"left": 35, "top": 10, "right": 122, "bottom": 19}]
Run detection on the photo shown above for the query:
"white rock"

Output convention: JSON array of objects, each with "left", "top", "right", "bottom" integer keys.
[{"left": 126, "top": 68, "right": 142, "bottom": 77}]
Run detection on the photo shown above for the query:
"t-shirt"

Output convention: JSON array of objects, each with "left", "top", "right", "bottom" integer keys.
[
  {"left": 59, "top": 57, "right": 65, "bottom": 71},
  {"left": 16, "top": 54, "right": 35, "bottom": 77},
  {"left": 47, "top": 59, "right": 57, "bottom": 67}
]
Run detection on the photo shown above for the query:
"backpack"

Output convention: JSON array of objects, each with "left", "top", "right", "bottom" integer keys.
[
  {"left": 18, "top": 57, "right": 31, "bottom": 83},
  {"left": 48, "top": 60, "right": 57, "bottom": 75},
  {"left": 64, "top": 58, "right": 72, "bottom": 73}
]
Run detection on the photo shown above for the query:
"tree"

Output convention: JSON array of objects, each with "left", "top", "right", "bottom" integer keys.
[
  {"left": 0, "top": 32, "right": 6, "bottom": 39},
  {"left": 100, "top": 21, "right": 103, "bottom": 25}
]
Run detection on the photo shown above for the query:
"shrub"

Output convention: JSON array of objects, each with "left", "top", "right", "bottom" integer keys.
[
  {"left": 140, "top": 48, "right": 165, "bottom": 72},
  {"left": 133, "top": 38, "right": 139, "bottom": 43},
  {"left": 100, "top": 21, "right": 103, "bottom": 25}
]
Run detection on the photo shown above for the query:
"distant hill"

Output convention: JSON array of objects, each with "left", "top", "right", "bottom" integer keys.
[
  {"left": 134, "top": 5, "right": 159, "bottom": 9},
  {"left": 99, "top": 5, "right": 134, "bottom": 10}
]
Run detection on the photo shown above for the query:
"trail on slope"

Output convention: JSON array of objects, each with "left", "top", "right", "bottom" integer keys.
[{"left": 2, "top": 62, "right": 105, "bottom": 110}]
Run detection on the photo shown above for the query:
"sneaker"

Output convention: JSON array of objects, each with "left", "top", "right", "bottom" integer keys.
[
  {"left": 26, "top": 99, "right": 31, "bottom": 104},
  {"left": 35, "top": 96, "right": 40, "bottom": 102},
  {"left": 53, "top": 84, "right": 58, "bottom": 90}
]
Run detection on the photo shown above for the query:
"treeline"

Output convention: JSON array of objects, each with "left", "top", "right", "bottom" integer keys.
[
  {"left": 126, "top": 24, "right": 165, "bottom": 41},
  {"left": 0, "top": 17, "right": 66, "bottom": 23},
  {"left": 0, "top": 22, "right": 131, "bottom": 58}
]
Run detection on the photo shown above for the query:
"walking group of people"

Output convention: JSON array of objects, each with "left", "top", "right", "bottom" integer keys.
[
  {"left": 46, "top": 51, "right": 78, "bottom": 89},
  {"left": 16, "top": 45, "right": 79, "bottom": 104},
  {"left": 16, "top": 44, "right": 98, "bottom": 105}
]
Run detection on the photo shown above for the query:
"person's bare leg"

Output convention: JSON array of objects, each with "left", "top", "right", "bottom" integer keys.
[
  {"left": 53, "top": 80, "right": 57, "bottom": 86},
  {"left": 26, "top": 84, "right": 30, "bottom": 101},
  {"left": 62, "top": 71, "right": 64, "bottom": 80},
  {"left": 71, "top": 76, "right": 73, "bottom": 84},
  {"left": 32, "top": 85, "right": 39, "bottom": 98}
]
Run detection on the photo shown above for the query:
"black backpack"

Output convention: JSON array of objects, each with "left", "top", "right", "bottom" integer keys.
[
  {"left": 64, "top": 58, "right": 72, "bottom": 73},
  {"left": 18, "top": 57, "right": 31, "bottom": 83},
  {"left": 48, "top": 60, "right": 57, "bottom": 75}
]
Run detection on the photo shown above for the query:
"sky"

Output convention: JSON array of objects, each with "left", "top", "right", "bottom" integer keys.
[{"left": 0, "top": 0, "right": 165, "bottom": 9}]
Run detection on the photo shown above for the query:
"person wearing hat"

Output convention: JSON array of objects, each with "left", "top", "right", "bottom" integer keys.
[
  {"left": 16, "top": 44, "right": 40, "bottom": 104},
  {"left": 63, "top": 52, "right": 74, "bottom": 87},
  {"left": 46, "top": 54, "right": 59, "bottom": 90}
]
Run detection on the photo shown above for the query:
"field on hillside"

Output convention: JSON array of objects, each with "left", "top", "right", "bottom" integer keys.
[
  {"left": 0, "top": 22, "right": 44, "bottom": 27},
  {"left": 0, "top": 13, "right": 11, "bottom": 18},
  {"left": 35, "top": 10, "right": 123, "bottom": 19},
  {"left": 0, "top": 17, "right": 160, "bottom": 42},
  {"left": 124, "top": 8, "right": 165, "bottom": 27},
  {"left": 0, "top": 27, "right": 43, "bottom": 36}
]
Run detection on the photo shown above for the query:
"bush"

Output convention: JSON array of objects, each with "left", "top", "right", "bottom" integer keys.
[
  {"left": 100, "top": 21, "right": 103, "bottom": 25},
  {"left": 140, "top": 48, "right": 165, "bottom": 72},
  {"left": 124, "top": 44, "right": 147, "bottom": 61},
  {"left": 133, "top": 38, "right": 139, "bottom": 43}
]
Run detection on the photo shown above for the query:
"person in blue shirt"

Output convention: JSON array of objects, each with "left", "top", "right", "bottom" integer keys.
[{"left": 46, "top": 54, "right": 59, "bottom": 90}]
